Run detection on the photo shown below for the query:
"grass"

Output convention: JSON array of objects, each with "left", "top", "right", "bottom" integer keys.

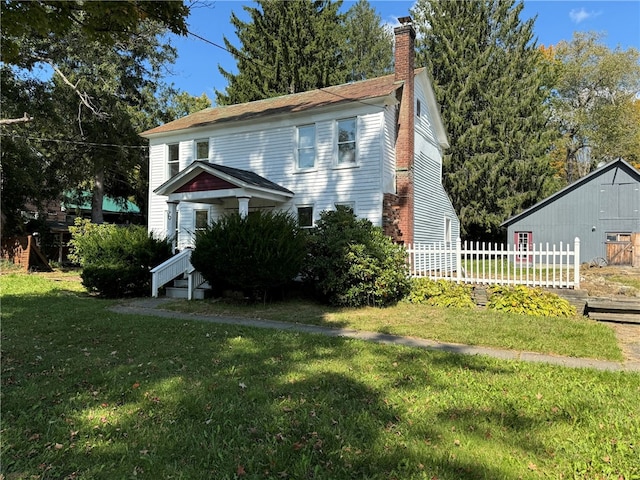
[
  {"left": 164, "top": 297, "right": 622, "bottom": 361},
  {"left": 2, "top": 273, "right": 639, "bottom": 480},
  {"left": 608, "top": 275, "right": 640, "bottom": 291}
]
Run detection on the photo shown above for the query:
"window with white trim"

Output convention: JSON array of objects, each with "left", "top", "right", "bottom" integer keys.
[
  {"left": 195, "top": 139, "right": 209, "bottom": 161},
  {"left": 337, "top": 118, "right": 356, "bottom": 165},
  {"left": 515, "top": 231, "right": 532, "bottom": 261},
  {"left": 297, "top": 125, "right": 316, "bottom": 169},
  {"left": 168, "top": 143, "right": 179, "bottom": 177},
  {"left": 194, "top": 209, "right": 209, "bottom": 232},
  {"left": 444, "top": 216, "right": 452, "bottom": 243},
  {"left": 297, "top": 206, "right": 314, "bottom": 228},
  {"left": 335, "top": 202, "right": 355, "bottom": 214}
]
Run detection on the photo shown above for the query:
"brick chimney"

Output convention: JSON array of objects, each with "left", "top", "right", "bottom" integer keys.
[{"left": 394, "top": 16, "right": 415, "bottom": 245}]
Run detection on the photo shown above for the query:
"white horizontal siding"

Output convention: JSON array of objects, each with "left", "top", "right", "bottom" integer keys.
[
  {"left": 146, "top": 103, "right": 388, "bottom": 240},
  {"left": 412, "top": 75, "right": 460, "bottom": 243},
  {"left": 148, "top": 142, "right": 168, "bottom": 238},
  {"left": 382, "top": 105, "right": 397, "bottom": 194}
]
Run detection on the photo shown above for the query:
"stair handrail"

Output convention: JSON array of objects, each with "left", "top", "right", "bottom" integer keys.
[
  {"left": 150, "top": 249, "right": 193, "bottom": 297},
  {"left": 186, "top": 265, "right": 206, "bottom": 301}
]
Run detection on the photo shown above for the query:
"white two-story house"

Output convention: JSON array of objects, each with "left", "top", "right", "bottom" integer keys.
[{"left": 141, "top": 19, "right": 459, "bottom": 297}]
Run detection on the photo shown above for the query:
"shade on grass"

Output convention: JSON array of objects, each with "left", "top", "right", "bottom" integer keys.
[{"left": 2, "top": 273, "right": 638, "bottom": 479}]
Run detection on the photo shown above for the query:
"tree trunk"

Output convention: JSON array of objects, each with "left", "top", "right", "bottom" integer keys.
[{"left": 91, "top": 168, "right": 105, "bottom": 224}]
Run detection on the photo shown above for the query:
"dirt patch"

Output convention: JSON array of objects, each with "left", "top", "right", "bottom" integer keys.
[
  {"left": 578, "top": 265, "right": 640, "bottom": 364},
  {"left": 606, "top": 322, "right": 640, "bottom": 365},
  {"left": 579, "top": 265, "right": 640, "bottom": 297}
]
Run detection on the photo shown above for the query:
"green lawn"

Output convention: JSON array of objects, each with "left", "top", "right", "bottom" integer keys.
[
  {"left": 2, "top": 273, "right": 638, "bottom": 479},
  {"left": 164, "top": 296, "right": 621, "bottom": 361}
]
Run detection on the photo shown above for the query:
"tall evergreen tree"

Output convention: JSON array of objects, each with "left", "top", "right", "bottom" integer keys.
[
  {"left": 216, "top": 0, "right": 394, "bottom": 105},
  {"left": 216, "top": 0, "right": 346, "bottom": 105},
  {"left": 413, "top": 0, "right": 559, "bottom": 241},
  {"left": 343, "top": 0, "right": 393, "bottom": 82}
]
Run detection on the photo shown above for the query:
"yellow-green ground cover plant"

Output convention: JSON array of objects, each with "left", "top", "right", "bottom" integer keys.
[
  {"left": 406, "top": 278, "right": 476, "bottom": 308},
  {"left": 488, "top": 285, "right": 576, "bottom": 317}
]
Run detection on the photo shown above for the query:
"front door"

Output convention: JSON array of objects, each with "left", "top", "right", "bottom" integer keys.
[{"left": 605, "top": 232, "right": 632, "bottom": 265}]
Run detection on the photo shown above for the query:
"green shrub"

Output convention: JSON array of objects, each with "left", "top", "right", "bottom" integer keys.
[
  {"left": 190, "top": 211, "right": 306, "bottom": 301},
  {"left": 488, "top": 285, "right": 576, "bottom": 317},
  {"left": 406, "top": 278, "right": 476, "bottom": 308},
  {"left": 69, "top": 219, "right": 172, "bottom": 297},
  {"left": 302, "top": 206, "right": 410, "bottom": 307}
]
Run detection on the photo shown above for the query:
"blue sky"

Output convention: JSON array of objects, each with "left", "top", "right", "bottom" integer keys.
[{"left": 166, "top": 1, "right": 640, "bottom": 101}]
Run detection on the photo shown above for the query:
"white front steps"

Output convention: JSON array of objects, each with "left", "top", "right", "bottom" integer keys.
[{"left": 165, "top": 277, "right": 212, "bottom": 300}]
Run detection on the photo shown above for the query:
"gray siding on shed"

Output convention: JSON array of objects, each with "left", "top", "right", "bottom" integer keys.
[{"left": 503, "top": 160, "right": 640, "bottom": 263}]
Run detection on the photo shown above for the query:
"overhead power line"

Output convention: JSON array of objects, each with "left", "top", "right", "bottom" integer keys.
[{"left": 0, "top": 133, "right": 148, "bottom": 149}]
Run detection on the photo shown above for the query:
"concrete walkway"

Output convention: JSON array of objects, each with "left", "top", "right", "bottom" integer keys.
[{"left": 110, "top": 298, "right": 640, "bottom": 373}]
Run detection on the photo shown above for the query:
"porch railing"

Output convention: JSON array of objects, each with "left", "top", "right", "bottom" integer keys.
[
  {"left": 151, "top": 249, "right": 192, "bottom": 298},
  {"left": 407, "top": 237, "right": 581, "bottom": 289}
]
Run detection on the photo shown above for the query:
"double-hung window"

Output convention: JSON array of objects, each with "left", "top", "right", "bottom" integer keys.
[
  {"left": 337, "top": 118, "right": 357, "bottom": 165},
  {"left": 195, "top": 139, "right": 209, "bottom": 161},
  {"left": 297, "top": 206, "right": 314, "bottom": 228},
  {"left": 194, "top": 209, "right": 209, "bottom": 232},
  {"left": 515, "top": 231, "right": 532, "bottom": 262},
  {"left": 297, "top": 125, "right": 315, "bottom": 169},
  {"left": 168, "top": 143, "right": 179, "bottom": 177}
]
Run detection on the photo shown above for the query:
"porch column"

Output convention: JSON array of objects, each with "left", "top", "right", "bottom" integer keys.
[
  {"left": 167, "top": 201, "right": 178, "bottom": 253},
  {"left": 237, "top": 196, "right": 250, "bottom": 219}
]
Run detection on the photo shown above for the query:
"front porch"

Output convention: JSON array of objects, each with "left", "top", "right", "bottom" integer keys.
[{"left": 151, "top": 162, "right": 294, "bottom": 296}]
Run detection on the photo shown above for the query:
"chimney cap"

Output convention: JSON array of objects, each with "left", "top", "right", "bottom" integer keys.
[{"left": 398, "top": 15, "right": 413, "bottom": 25}]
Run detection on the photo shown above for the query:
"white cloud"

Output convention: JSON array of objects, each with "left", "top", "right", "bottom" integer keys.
[{"left": 569, "top": 7, "right": 602, "bottom": 24}]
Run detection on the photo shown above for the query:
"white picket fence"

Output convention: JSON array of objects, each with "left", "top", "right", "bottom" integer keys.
[{"left": 407, "top": 237, "right": 581, "bottom": 289}]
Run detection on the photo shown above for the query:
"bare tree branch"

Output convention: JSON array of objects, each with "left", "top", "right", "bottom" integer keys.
[
  {"left": 35, "top": 56, "right": 109, "bottom": 119},
  {"left": 0, "top": 113, "right": 34, "bottom": 126}
]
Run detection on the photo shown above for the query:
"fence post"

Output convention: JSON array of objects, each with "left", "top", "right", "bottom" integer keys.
[
  {"left": 574, "top": 237, "right": 581, "bottom": 289},
  {"left": 456, "top": 237, "right": 462, "bottom": 284}
]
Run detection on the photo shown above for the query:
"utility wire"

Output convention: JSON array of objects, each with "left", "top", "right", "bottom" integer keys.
[
  {"left": 185, "top": 29, "right": 389, "bottom": 111},
  {"left": 0, "top": 133, "right": 148, "bottom": 149}
]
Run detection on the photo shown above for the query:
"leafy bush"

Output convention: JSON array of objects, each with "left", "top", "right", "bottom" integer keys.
[
  {"left": 406, "top": 278, "right": 476, "bottom": 308},
  {"left": 69, "top": 219, "right": 172, "bottom": 297},
  {"left": 488, "top": 285, "right": 576, "bottom": 317},
  {"left": 190, "top": 211, "right": 306, "bottom": 301},
  {"left": 302, "top": 206, "right": 410, "bottom": 307}
]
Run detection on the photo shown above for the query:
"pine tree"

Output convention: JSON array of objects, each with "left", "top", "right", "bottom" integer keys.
[
  {"left": 215, "top": 0, "right": 394, "bottom": 105},
  {"left": 343, "top": 0, "right": 393, "bottom": 82},
  {"left": 216, "top": 0, "right": 346, "bottom": 105},
  {"left": 413, "top": 0, "right": 559, "bottom": 241}
]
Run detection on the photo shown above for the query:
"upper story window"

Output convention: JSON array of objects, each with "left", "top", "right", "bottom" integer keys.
[
  {"left": 337, "top": 118, "right": 356, "bottom": 165},
  {"left": 168, "top": 143, "right": 179, "bottom": 177},
  {"left": 195, "top": 139, "right": 209, "bottom": 161},
  {"left": 297, "top": 125, "right": 315, "bottom": 169},
  {"left": 416, "top": 99, "right": 421, "bottom": 117}
]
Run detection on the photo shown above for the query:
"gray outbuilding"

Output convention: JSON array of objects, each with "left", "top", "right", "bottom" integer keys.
[{"left": 501, "top": 159, "right": 640, "bottom": 266}]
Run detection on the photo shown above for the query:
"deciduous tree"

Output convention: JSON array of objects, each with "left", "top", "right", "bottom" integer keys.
[{"left": 548, "top": 32, "right": 640, "bottom": 181}]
